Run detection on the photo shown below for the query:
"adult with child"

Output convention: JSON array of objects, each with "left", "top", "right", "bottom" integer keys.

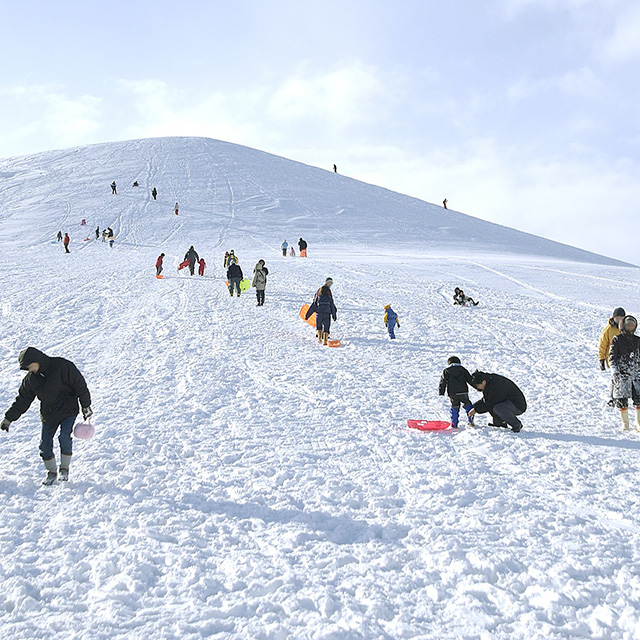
[
  {"left": 227, "top": 260, "right": 244, "bottom": 297},
  {"left": 182, "top": 246, "right": 199, "bottom": 276},
  {"left": 599, "top": 307, "right": 625, "bottom": 370},
  {"left": 439, "top": 356, "right": 474, "bottom": 428},
  {"left": 306, "top": 285, "right": 337, "bottom": 345},
  {"left": 1, "top": 347, "right": 92, "bottom": 485},
  {"left": 453, "top": 287, "right": 479, "bottom": 306},
  {"left": 252, "top": 260, "right": 269, "bottom": 306},
  {"left": 468, "top": 370, "right": 526, "bottom": 433},
  {"left": 609, "top": 314, "right": 640, "bottom": 431}
]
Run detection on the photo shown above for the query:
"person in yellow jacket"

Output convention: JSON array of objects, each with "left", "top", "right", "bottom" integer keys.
[
  {"left": 384, "top": 304, "right": 400, "bottom": 339},
  {"left": 599, "top": 307, "right": 625, "bottom": 369}
]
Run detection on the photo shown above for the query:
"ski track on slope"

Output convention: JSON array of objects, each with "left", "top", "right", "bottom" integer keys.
[{"left": 2, "top": 139, "right": 640, "bottom": 639}]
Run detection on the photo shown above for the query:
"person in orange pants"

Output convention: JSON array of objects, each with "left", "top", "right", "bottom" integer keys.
[{"left": 198, "top": 258, "right": 206, "bottom": 276}]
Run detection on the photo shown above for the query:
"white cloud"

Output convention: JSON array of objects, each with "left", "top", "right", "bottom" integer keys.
[
  {"left": 507, "top": 67, "right": 601, "bottom": 100},
  {"left": 603, "top": 5, "right": 640, "bottom": 60}
]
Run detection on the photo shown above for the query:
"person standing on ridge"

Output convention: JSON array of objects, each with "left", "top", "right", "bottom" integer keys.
[
  {"left": 469, "top": 371, "right": 527, "bottom": 433},
  {"left": 198, "top": 257, "right": 206, "bottom": 276},
  {"left": 156, "top": 253, "right": 165, "bottom": 277},
  {"left": 439, "top": 356, "right": 474, "bottom": 428},
  {"left": 151, "top": 187, "right": 158, "bottom": 201},
  {"left": 609, "top": 315, "right": 640, "bottom": 431},
  {"left": 111, "top": 181, "right": 117, "bottom": 195},
  {"left": 1, "top": 347, "right": 92, "bottom": 485},
  {"left": 63, "top": 233, "right": 70, "bottom": 253},
  {"left": 443, "top": 198, "right": 448, "bottom": 209},
  {"left": 281, "top": 240, "right": 288, "bottom": 257},
  {"left": 298, "top": 238, "right": 308, "bottom": 257},
  {"left": 599, "top": 307, "right": 625, "bottom": 370},
  {"left": 333, "top": 164, "right": 337, "bottom": 173},
  {"left": 174, "top": 202, "right": 179, "bottom": 216},
  {"left": 252, "top": 260, "right": 269, "bottom": 306},
  {"left": 227, "top": 261, "right": 244, "bottom": 297}
]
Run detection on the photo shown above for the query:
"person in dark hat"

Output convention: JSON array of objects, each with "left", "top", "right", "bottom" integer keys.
[
  {"left": 468, "top": 370, "right": 526, "bottom": 432},
  {"left": 609, "top": 315, "right": 640, "bottom": 431},
  {"left": 599, "top": 307, "right": 625, "bottom": 370}
]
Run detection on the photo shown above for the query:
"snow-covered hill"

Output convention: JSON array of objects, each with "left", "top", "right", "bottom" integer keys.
[{"left": 1, "top": 137, "right": 640, "bottom": 639}]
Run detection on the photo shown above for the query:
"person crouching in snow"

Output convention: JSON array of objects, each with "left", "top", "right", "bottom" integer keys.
[
  {"left": 1, "top": 347, "right": 92, "bottom": 485},
  {"left": 383, "top": 304, "right": 400, "bottom": 339},
  {"left": 198, "top": 258, "right": 206, "bottom": 276},
  {"left": 306, "top": 285, "right": 337, "bottom": 345},
  {"left": 252, "top": 260, "right": 269, "bottom": 306},
  {"left": 469, "top": 370, "right": 526, "bottom": 432},
  {"left": 609, "top": 315, "right": 640, "bottom": 431},
  {"left": 156, "top": 253, "right": 165, "bottom": 276},
  {"left": 439, "top": 356, "right": 475, "bottom": 427}
]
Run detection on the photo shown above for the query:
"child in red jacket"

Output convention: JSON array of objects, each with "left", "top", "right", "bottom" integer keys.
[{"left": 198, "top": 258, "right": 206, "bottom": 276}]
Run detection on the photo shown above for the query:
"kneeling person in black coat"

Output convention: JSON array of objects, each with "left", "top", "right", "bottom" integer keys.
[
  {"left": 469, "top": 370, "right": 526, "bottom": 432},
  {"left": 1, "top": 347, "right": 92, "bottom": 484}
]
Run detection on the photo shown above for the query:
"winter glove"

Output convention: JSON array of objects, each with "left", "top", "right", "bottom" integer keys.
[
  {"left": 1, "top": 418, "right": 10, "bottom": 432},
  {"left": 599, "top": 359, "right": 606, "bottom": 371},
  {"left": 82, "top": 406, "right": 93, "bottom": 421}
]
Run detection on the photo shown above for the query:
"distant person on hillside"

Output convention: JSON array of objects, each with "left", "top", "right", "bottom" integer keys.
[
  {"left": 314, "top": 277, "right": 333, "bottom": 303},
  {"left": 289, "top": 246, "right": 296, "bottom": 257},
  {"left": 151, "top": 187, "right": 158, "bottom": 201},
  {"left": 227, "top": 250, "right": 238, "bottom": 266},
  {"left": 453, "top": 287, "right": 478, "bottom": 307},
  {"left": 252, "top": 260, "right": 269, "bottom": 306},
  {"left": 95, "top": 226, "right": 100, "bottom": 240},
  {"left": 183, "top": 246, "right": 199, "bottom": 276},
  {"left": 609, "top": 315, "right": 640, "bottom": 431},
  {"left": 383, "top": 304, "right": 400, "bottom": 340},
  {"left": 306, "top": 285, "right": 337, "bottom": 345},
  {"left": 599, "top": 307, "right": 625, "bottom": 370},
  {"left": 469, "top": 370, "right": 526, "bottom": 432},
  {"left": 281, "top": 240, "right": 288, "bottom": 257},
  {"left": 102, "top": 229, "right": 107, "bottom": 243},
  {"left": 63, "top": 233, "right": 70, "bottom": 253},
  {"left": 227, "top": 261, "right": 244, "bottom": 297},
  {"left": 156, "top": 253, "right": 165, "bottom": 277},
  {"left": 107, "top": 227, "right": 114, "bottom": 248},
  {"left": 132, "top": 181, "right": 139, "bottom": 187},
  {"left": 443, "top": 198, "right": 448, "bottom": 210},
  {"left": 439, "top": 356, "right": 474, "bottom": 428},
  {"left": 224, "top": 251, "right": 230, "bottom": 268},
  {"left": 81, "top": 218, "right": 86, "bottom": 226},
  {"left": 111, "top": 181, "right": 117, "bottom": 195},
  {"left": 57, "top": 231, "right": 62, "bottom": 242},
  {"left": 174, "top": 202, "right": 179, "bottom": 216},
  {"left": 198, "top": 258, "right": 206, "bottom": 276},
  {"left": 1, "top": 347, "right": 92, "bottom": 485},
  {"left": 333, "top": 164, "right": 337, "bottom": 173},
  {"left": 298, "top": 238, "right": 308, "bottom": 257}
]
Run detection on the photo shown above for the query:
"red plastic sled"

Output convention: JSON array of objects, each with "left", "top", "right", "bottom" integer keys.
[
  {"left": 299, "top": 304, "right": 316, "bottom": 327},
  {"left": 407, "top": 420, "right": 452, "bottom": 431},
  {"left": 178, "top": 259, "right": 190, "bottom": 270}
]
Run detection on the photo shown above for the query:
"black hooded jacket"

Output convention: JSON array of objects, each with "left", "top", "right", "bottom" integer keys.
[
  {"left": 5, "top": 347, "right": 91, "bottom": 425},
  {"left": 472, "top": 373, "right": 527, "bottom": 415},
  {"left": 439, "top": 364, "right": 473, "bottom": 398},
  {"left": 184, "top": 247, "right": 199, "bottom": 266}
]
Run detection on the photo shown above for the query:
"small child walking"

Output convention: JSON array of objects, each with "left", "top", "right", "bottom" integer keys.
[
  {"left": 383, "top": 304, "right": 400, "bottom": 339},
  {"left": 438, "top": 356, "right": 475, "bottom": 427},
  {"left": 156, "top": 253, "right": 165, "bottom": 276},
  {"left": 198, "top": 258, "right": 206, "bottom": 276}
]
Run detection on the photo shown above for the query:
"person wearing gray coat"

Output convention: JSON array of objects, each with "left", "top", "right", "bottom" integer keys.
[
  {"left": 252, "top": 260, "right": 269, "bottom": 306},
  {"left": 610, "top": 314, "right": 640, "bottom": 430}
]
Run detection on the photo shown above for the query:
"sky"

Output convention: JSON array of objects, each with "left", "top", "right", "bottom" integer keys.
[{"left": 0, "top": 0, "right": 638, "bottom": 259}]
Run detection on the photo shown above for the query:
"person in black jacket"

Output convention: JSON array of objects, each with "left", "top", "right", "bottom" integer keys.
[
  {"left": 439, "top": 356, "right": 474, "bottom": 427},
  {"left": 1, "top": 347, "right": 92, "bottom": 484},
  {"left": 469, "top": 370, "right": 526, "bottom": 432},
  {"left": 298, "top": 238, "right": 308, "bottom": 257},
  {"left": 151, "top": 187, "right": 158, "bottom": 200},
  {"left": 306, "top": 285, "right": 337, "bottom": 345},
  {"left": 227, "top": 262, "right": 244, "bottom": 297},
  {"left": 184, "top": 246, "right": 199, "bottom": 276}
]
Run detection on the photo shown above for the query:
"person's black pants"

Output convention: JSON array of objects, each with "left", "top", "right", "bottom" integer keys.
[{"left": 256, "top": 290, "right": 265, "bottom": 305}]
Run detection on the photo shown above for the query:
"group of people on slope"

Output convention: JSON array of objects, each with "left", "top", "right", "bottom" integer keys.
[
  {"left": 453, "top": 287, "right": 479, "bottom": 307},
  {"left": 439, "top": 356, "right": 526, "bottom": 432},
  {"left": 599, "top": 307, "right": 640, "bottom": 431},
  {"left": 281, "top": 238, "right": 308, "bottom": 258},
  {"left": 57, "top": 226, "right": 114, "bottom": 251},
  {"left": 177, "top": 246, "right": 206, "bottom": 276}
]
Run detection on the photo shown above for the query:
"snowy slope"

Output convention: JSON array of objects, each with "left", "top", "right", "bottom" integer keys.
[{"left": 1, "top": 137, "right": 640, "bottom": 639}]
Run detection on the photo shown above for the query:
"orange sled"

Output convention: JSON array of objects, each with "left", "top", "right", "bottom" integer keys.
[{"left": 299, "top": 304, "right": 316, "bottom": 327}]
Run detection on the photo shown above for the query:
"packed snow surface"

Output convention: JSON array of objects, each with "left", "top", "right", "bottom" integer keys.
[{"left": 1, "top": 137, "right": 640, "bottom": 639}]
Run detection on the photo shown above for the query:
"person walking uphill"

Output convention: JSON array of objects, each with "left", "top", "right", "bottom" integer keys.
[
  {"left": 63, "top": 233, "right": 70, "bottom": 253},
  {"left": 252, "top": 260, "right": 269, "bottom": 306},
  {"left": 599, "top": 307, "right": 625, "bottom": 370},
  {"left": 198, "top": 258, "right": 206, "bottom": 276},
  {"left": 609, "top": 315, "right": 640, "bottom": 431},
  {"left": 468, "top": 370, "right": 527, "bottom": 432},
  {"left": 306, "top": 285, "right": 337, "bottom": 345},
  {"left": 439, "top": 356, "right": 475, "bottom": 427},
  {"left": 111, "top": 181, "right": 117, "bottom": 195},
  {"left": 227, "top": 261, "right": 243, "bottom": 297},
  {"left": 184, "top": 246, "right": 199, "bottom": 276},
  {"left": 1, "top": 347, "right": 92, "bottom": 485},
  {"left": 383, "top": 304, "right": 400, "bottom": 339}
]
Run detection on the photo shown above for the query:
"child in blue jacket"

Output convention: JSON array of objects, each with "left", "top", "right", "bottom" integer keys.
[{"left": 384, "top": 305, "right": 400, "bottom": 339}]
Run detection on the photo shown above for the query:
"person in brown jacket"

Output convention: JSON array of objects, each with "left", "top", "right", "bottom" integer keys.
[{"left": 599, "top": 307, "right": 625, "bottom": 370}]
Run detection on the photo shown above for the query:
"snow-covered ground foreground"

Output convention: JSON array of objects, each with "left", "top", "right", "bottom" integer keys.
[{"left": 1, "top": 138, "right": 640, "bottom": 639}]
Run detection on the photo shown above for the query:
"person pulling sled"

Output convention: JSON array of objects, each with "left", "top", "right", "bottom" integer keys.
[{"left": 306, "top": 285, "right": 337, "bottom": 345}]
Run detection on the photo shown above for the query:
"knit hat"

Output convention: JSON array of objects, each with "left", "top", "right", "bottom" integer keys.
[
  {"left": 613, "top": 307, "right": 626, "bottom": 318},
  {"left": 384, "top": 304, "right": 391, "bottom": 309}
]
